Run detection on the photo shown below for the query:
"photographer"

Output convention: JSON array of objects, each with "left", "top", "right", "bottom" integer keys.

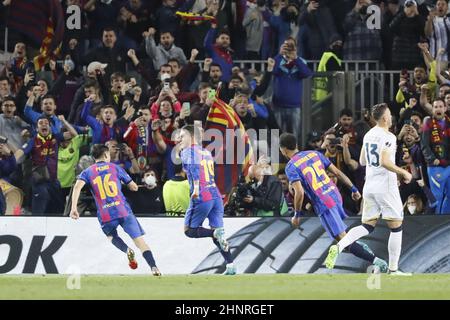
[
  {"left": 105, "top": 139, "right": 140, "bottom": 175},
  {"left": 240, "top": 163, "right": 289, "bottom": 217}
]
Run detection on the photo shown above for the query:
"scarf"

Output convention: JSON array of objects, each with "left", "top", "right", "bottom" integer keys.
[{"left": 430, "top": 115, "right": 450, "bottom": 159}]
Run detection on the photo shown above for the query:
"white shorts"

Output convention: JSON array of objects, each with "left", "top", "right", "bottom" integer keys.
[{"left": 362, "top": 191, "right": 403, "bottom": 222}]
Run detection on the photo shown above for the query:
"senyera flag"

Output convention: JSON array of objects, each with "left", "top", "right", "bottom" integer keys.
[
  {"left": 205, "top": 85, "right": 254, "bottom": 202},
  {"left": 7, "top": 0, "right": 64, "bottom": 70}
]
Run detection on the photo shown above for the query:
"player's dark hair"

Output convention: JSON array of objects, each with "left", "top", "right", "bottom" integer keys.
[
  {"left": 339, "top": 108, "right": 353, "bottom": 118},
  {"left": 279, "top": 133, "right": 298, "bottom": 150},
  {"left": 371, "top": 103, "right": 388, "bottom": 121},
  {"left": 91, "top": 144, "right": 110, "bottom": 160}
]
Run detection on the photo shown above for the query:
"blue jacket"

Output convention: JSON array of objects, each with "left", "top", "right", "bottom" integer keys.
[
  {"left": 204, "top": 27, "right": 233, "bottom": 82},
  {"left": 272, "top": 54, "right": 313, "bottom": 109}
]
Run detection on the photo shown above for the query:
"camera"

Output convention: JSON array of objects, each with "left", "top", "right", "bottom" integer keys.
[
  {"left": 0, "top": 136, "right": 8, "bottom": 144},
  {"left": 224, "top": 176, "right": 254, "bottom": 216},
  {"left": 118, "top": 143, "right": 127, "bottom": 152},
  {"left": 329, "top": 138, "right": 342, "bottom": 146}
]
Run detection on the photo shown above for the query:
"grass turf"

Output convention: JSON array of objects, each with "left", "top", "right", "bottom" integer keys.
[{"left": 1, "top": 274, "right": 450, "bottom": 300}]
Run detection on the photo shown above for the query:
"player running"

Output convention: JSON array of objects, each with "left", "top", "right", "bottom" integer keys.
[
  {"left": 70, "top": 144, "right": 161, "bottom": 276},
  {"left": 325, "top": 104, "right": 413, "bottom": 275},
  {"left": 279, "top": 133, "right": 388, "bottom": 272},
  {"left": 178, "top": 125, "right": 236, "bottom": 275}
]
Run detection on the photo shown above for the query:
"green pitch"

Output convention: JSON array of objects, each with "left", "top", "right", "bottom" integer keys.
[{"left": 1, "top": 274, "right": 450, "bottom": 300}]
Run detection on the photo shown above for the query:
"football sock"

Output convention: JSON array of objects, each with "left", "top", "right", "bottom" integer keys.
[
  {"left": 337, "top": 225, "right": 370, "bottom": 253},
  {"left": 348, "top": 242, "right": 376, "bottom": 263},
  {"left": 111, "top": 236, "right": 128, "bottom": 253},
  {"left": 143, "top": 250, "right": 157, "bottom": 268},
  {"left": 185, "top": 227, "right": 214, "bottom": 238},
  {"left": 213, "top": 239, "right": 233, "bottom": 264},
  {"left": 388, "top": 227, "right": 403, "bottom": 271}
]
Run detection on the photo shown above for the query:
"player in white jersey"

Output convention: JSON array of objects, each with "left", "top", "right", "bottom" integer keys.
[{"left": 324, "top": 103, "right": 413, "bottom": 275}]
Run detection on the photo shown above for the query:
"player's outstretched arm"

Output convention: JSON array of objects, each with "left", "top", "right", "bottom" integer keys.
[
  {"left": 328, "top": 164, "right": 361, "bottom": 201},
  {"left": 291, "top": 181, "right": 304, "bottom": 228},
  {"left": 70, "top": 179, "right": 86, "bottom": 219},
  {"left": 381, "top": 148, "right": 412, "bottom": 184}
]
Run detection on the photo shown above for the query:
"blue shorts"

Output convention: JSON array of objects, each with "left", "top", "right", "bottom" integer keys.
[
  {"left": 101, "top": 214, "right": 145, "bottom": 239},
  {"left": 319, "top": 205, "right": 348, "bottom": 239},
  {"left": 185, "top": 197, "right": 224, "bottom": 229}
]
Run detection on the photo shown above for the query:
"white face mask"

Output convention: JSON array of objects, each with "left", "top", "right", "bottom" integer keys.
[
  {"left": 144, "top": 175, "right": 157, "bottom": 188},
  {"left": 407, "top": 205, "right": 417, "bottom": 214}
]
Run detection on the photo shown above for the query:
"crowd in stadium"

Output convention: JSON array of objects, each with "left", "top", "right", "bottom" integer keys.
[{"left": 0, "top": 0, "right": 449, "bottom": 217}]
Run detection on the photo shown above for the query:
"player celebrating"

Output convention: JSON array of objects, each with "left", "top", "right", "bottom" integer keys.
[
  {"left": 279, "top": 133, "right": 388, "bottom": 272},
  {"left": 178, "top": 125, "right": 236, "bottom": 275},
  {"left": 325, "top": 104, "right": 413, "bottom": 275},
  {"left": 70, "top": 144, "right": 161, "bottom": 276}
]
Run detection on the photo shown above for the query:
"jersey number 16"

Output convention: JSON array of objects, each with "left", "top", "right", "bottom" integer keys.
[{"left": 93, "top": 174, "right": 119, "bottom": 200}]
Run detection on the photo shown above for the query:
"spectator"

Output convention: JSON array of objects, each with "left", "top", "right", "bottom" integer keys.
[
  {"left": 298, "top": 0, "right": 338, "bottom": 59},
  {"left": 343, "top": 0, "right": 383, "bottom": 61},
  {"left": 154, "top": 0, "right": 180, "bottom": 39},
  {"left": 162, "top": 163, "right": 190, "bottom": 216},
  {"left": 24, "top": 94, "right": 65, "bottom": 135},
  {"left": 230, "top": 89, "right": 267, "bottom": 131},
  {"left": 84, "top": 0, "right": 122, "bottom": 48},
  {"left": 0, "top": 141, "right": 18, "bottom": 215},
  {"left": 118, "top": 0, "right": 152, "bottom": 50},
  {"left": 421, "top": 98, "right": 450, "bottom": 214},
  {"left": 82, "top": 28, "right": 127, "bottom": 80},
  {"left": 305, "top": 130, "right": 323, "bottom": 151},
  {"left": 168, "top": 49, "right": 200, "bottom": 92},
  {"left": 144, "top": 28, "right": 187, "bottom": 71},
  {"left": 425, "top": 0, "right": 450, "bottom": 63},
  {"left": 0, "top": 97, "right": 30, "bottom": 149},
  {"left": 204, "top": 21, "right": 234, "bottom": 82},
  {"left": 272, "top": 37, "right": 313, "bottom": 140},
  {"left": 81, "top": 94, "right": 134, "bottom": 144},
  {"left": 243, "top": 0, "right": 267, "bottom": 60},
  {"left": 277, "top": 169, "right": 293, "bottom": 211},
  {"left": 123, "top": 106, "right": 162, "bottom": 174},
  {"left": 389, "top": 0, "right": 426, "bottom": 70},
  {"left": 57, "top": 126, "right": 89, "bottom": 200},
  {"left": 242, "top": 163, "right": 289, "bottom": 217},
  {"left": 404, "top": 194, "right": 425, "bottom": 215},
  {"left": 128, "top": 168, "right": 165, "bottom": 215},
  {"left": 381, "top": 0, "right": 401, "bottom": 69},
  {"left": 13, "top": 116, "right": 77, "bottom": 215},
  {"left": 69, "top": 79, "right": 103, "bottom": 125},
  {"left": 397, "top": 122, "right": 426, "bottom": 201},
  {"left": 189, "top": 82, "right": 214, "bottom": 124},
  {"left": 312, "top": 34, "right": 343, "bottom": 102},
  {"left": 105, "top": 139, "right": 140, "bottom": 175},
  {"left": 0, "top": 76, "right": 12, "bottom": 102}
]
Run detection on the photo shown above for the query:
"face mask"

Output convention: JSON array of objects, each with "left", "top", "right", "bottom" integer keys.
[
  {"left": 144, "top": 175, "right": 157, "bottom": 188},
  {"left": 407, "top": 205, "right": 416, "bottom": 214}
]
